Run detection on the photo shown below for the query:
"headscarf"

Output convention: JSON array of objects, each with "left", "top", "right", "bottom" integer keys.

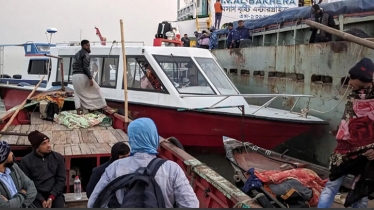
[{"left": 128, "top": 118, "right": 159, "bottom": 155}]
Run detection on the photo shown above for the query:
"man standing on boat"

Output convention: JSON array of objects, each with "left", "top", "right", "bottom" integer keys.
[
  {"left": 317, "top": 58, "right": 374, "bottom": 208},
  {"left": 20, "top": 130, "right": 66, "bottom": 208},
  {"left": 226, "top": 22, "right": 234, "bottom": 49},
  {"left": 0, "top": 141, "right": 37, "bottom": 208},
  {"left": 309, "top": 4, "right": 336, "bottom": 43},
  {"left": 72, "top": 39, "right": 107, "bottom": 115}
]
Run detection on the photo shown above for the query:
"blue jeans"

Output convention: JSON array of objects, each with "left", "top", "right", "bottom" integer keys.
[{"left": 317, "top": 176, "right": 368, "bottom": 208}]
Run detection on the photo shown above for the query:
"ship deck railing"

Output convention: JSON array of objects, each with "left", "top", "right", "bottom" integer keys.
[{"left": 54, "top": 40, "right": 145, "bottom": 47}]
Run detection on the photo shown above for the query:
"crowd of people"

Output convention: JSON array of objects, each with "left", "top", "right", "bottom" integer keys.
[{"left": 0, "top": 118, "right": 199, "bottom": 208}]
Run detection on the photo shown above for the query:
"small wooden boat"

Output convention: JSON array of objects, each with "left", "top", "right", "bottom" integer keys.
[
  {"left": 222, "top": 136, "right": 374, "bottom": 208},
  {"left": 0, "top": 90, "right": 264, "bottom": 208}
]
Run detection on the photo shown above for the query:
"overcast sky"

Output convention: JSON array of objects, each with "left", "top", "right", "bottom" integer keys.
[{"left": 0, "top": 0, "right": 178, "bottom": 73}]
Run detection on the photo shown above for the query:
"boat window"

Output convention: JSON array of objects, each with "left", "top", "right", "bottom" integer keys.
[
  {"left": 123, "top": 56, "right": 167, "bottom": 93},
  {"left": 100, "top": 56, "right": 119, "bottom": 88},
  {"left": 194, "top": 57, "right": 238, "bottom": 94},
  {"left": 56, "top": 57, "right": 72, "bottom": 83},
  {"left": 153, "top": 55, "right": 215, "bottom": 95},
  {"left": 28, "top": 59, "right": 49, "bottom": 75},
  {"left": 90, "top": 58, "right": 103, "bottom": 84}
]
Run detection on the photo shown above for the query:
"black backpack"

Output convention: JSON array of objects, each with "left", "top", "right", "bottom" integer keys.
[{"left": 93, "top": 158, "right": 167, "bottom": 208}]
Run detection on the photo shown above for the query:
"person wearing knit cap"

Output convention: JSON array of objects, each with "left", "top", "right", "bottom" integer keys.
[
  {"left": 0, "top": 141, "right": 37, "bottom": 208},
  {"left": 85, "top": 141, "right": 130, "bottom": 200},
  {"left": 20, "top": 130, "right": 66, "bottom": 208},
  {"left": 317, "top": 57, "right": 374, "bottom": 208}
]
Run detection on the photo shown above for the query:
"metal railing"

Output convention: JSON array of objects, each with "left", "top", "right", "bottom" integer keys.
[
  {"left": 179, "top": 93, "right": 314, "bottom": 117},
  {"left": 55, "top": 41, "right": 145, "bottom": 47}
]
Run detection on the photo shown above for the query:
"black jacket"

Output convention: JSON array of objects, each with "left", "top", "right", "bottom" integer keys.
[
  {"left": 20, "top": 151, "right": 66, "bottom": 202},
  {"left": 72, "top": 49, "right": 92, "bottom": 79},
  {"left": 86, "top": 161, "right": 111, "bottom": 198}
]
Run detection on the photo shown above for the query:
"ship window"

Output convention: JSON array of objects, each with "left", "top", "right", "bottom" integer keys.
[
  {"left": 56, "top": 56, "right": 72, "bottom": 83},
  {"left": 153, "top": 55, "right": 215, "bottom": 95},
  {"left": 28, "top": 59, "right": 49, "bottom": 75},
  {"left": 194, "top": 57, "right": 238, "bottom": 94},
  {"left": 123, "top": 56, "right": 167, "bottom": 93}
]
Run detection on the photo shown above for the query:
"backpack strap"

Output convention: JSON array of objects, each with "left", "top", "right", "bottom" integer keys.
[{"left": 147, "top": 158, "right": 167, "bottom": 177}]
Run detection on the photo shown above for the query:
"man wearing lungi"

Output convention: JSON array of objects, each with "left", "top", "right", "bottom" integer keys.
[{"left": 72, "top": 40, "right": 107, "bottom": 115}]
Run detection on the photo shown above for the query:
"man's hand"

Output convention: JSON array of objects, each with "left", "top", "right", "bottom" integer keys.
[
  {"left": 89, "top": 79, "right": 93, "bottom": 87},
  {"left": 20, "top": 189, "right": 26, "bottom": 194},
  {"left": 46, "top": 198, "right": 53, "bottom": 208},
  {"left": 42, "top": 200, "right": 47, "bottom": 208},
  {"left": 1, "top": 195, "right": 7, "bottom": 201},
  {"left": 363, "top": 149, "right": 374, "bottom": 160}
]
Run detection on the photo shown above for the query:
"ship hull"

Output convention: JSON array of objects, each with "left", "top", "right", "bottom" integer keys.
[{"left": 0, "top": 86, "right": 326, "bottom": 152}]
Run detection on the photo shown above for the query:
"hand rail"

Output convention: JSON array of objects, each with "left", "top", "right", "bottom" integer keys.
[{"left": 179, "top": 93, "right": 314, "bottom": 118}]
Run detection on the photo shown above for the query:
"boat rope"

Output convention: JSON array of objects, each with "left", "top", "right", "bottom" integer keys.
[
  {"left": 301, "top": 85, "right": 351, "bottom": 115},
  {"left": 232, "top": 198, "right": 253, "bottom": 208}
]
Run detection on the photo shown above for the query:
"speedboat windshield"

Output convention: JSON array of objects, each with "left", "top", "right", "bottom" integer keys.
[
  {"left": 153, "top": 55, "right": 216, "bottom": 95},
  {"left": 194, "top": 57, "right": 238, "bottom": 95}
]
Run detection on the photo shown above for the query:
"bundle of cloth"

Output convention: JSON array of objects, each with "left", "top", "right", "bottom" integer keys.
[{"left": 242, "top": 167, "right": 327, "bottom": 207}]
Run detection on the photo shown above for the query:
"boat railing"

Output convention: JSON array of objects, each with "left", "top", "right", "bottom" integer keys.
[
  {"left": 179, "top": 93, "right": 314, "bottom": 117},
  {"left": 55, "top": 40, "right": 145, "bottom": 47}
]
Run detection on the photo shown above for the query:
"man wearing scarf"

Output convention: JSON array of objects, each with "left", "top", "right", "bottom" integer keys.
[
  {"left": 0, "top": 141, "right": 36, "bottom": 208},
  {"left": 20, "top": 131, "right": 66, "bottom": 208},
  {"left": 87, "top": 118, "right": 199, "bottom": 208},
  {"left": 317, "top": 57, "right": 374, "bottom": 208},
  {"left": 86, "top": 142, "right": 130, "bottom": 198}
]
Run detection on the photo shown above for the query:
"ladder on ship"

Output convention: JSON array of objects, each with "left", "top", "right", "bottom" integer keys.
[{"left": 195, "top": 0, "right": 212, "bottom": 32}]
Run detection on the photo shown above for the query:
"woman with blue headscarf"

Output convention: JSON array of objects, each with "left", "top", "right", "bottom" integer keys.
[{"left": 87, "top": 118, "right": 199, "bottom": 208}]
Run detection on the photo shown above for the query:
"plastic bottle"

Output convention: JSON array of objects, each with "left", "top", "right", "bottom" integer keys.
[{"left": 74, "top": 176, "right": 82, "bottom": 200}]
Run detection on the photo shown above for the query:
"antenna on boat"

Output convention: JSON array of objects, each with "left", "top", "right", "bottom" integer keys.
[
  {"left": 45, "top": 28, "right": 57, "bottom": 81},
  {"left": 119, "top": 20, "right": 129, "bottom": 126}
]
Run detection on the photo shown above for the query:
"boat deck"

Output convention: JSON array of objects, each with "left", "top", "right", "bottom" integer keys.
[{"left": 1, "top": 113, "right": 128, "bottom": 156}]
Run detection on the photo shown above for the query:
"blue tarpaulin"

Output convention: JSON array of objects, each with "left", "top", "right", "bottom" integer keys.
[{"left": 215, "top": 0, "right": 374, "bottom": 35}]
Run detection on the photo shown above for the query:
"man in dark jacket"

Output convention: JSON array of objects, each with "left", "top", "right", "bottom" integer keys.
[
  {"left": 20, "top": 130, "right": 66, "bottom": 208},
  {"left": 226, "top": 22, "right": 234, "bottom": 49},
  {"left": 0, "top": 141, "right": 37, "bottom": 208},
  {"left": 86, "top": 142, "right": 130, "bottom": 198},
  {"left": 229, "top": 20, "right": 250, "bottom": 48},
  {"left": 71, "top": 39, "right": 107, "bottom": 115},
  {"left": 309, "top": 4, "right": 337, "bottom": 43}
]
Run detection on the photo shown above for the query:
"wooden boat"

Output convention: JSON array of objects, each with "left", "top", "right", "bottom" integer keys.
[
  {"left": 222, "top": 136, "right": 374, "bottom": 208},
  {"left": 0, "top": 90, "right": 264, "bottom": 208},
  {"left": 0, "top": 39, "right": 327, "bottom": 152}
]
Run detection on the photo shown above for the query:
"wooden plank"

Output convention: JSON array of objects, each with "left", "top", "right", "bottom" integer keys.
[
  {"left": 5, "top": 130, "right": 20, "bottom": 145},
  {"left": 59, "top": 130, "right": 67, "bottom": 145},
  {"left": 102, "top": 143, "right": 112, "bottom": 153},
  {"left": 52, "top": 131, "right": 61, "bottom": 145},
  {"left": 7, "top": 125, "right": 15, "bottom": 131},
  {"left": 103, "top": 130, "right": 118, "bottom": 143},
  {"left": 43, "top": 124, "right": 53, "bottom": 131},
  {"left": 88, "top": 144, "right": 99, "bottom": 154},
  {"left": 92, "top": 130, "right": 105, "bottom": 143},
  {"left": 71, "top": 145, "right": 81, "bottom": 155},
  {"left": 95, "top": 143, "right": 108, "bottom": 154},
  {"left": 54, "top": 144, "right": 64, "bottom": 155},
  {"left": 109, "top": 129, "right": 123, "bottom": 142},
  {"left": 71, "top": 130, "right": 80, "bottom": 144},
  {"left": 79, "top": 144, "right": 91, "bottom": 154},
  {"left": 17, "top": 125, "right": 30, "bottom": 145},
  {"left": 64, "top": 145, "right": 72, "bottom": 156},
  {"left": 65, "top": 131, "right": 72, "bottom": 144},
  {"left": 12, "top": 125, "right": 21, "bottom": 131},
  {"left": 86, "top": 130, "right": 97, "bottom": 143},
  {"left": 80, "top": 130, "right": 89, "bottom": 143},
  {"left": 33, "top": 125, "right": 43, "bottom": 132},
  {"left": 115, "top": 129, "right": 129, "bottom": 142}
]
